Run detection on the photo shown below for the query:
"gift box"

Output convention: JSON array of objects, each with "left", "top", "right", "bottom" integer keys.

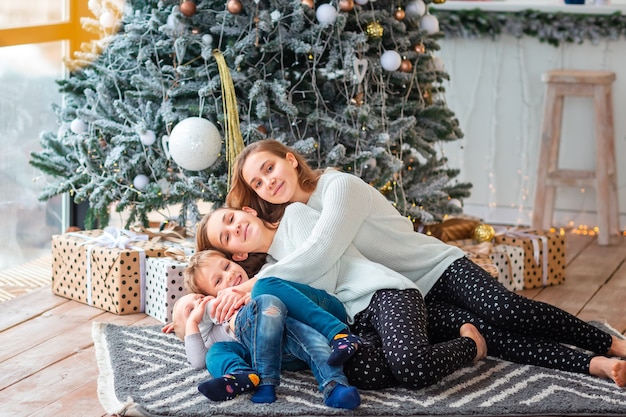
[
  {"left": 490, "top": 244, "right": 525, "bottom": 291},
  {"left": 494, "top": 228, "right": 565, "bottom": 290},
  {"left": 145, "top": 248, "right": 189, "bottom": 324},
  {"left": 417, "top": 217, "right": 481, "bottom": 242},
  {"left": 448, "top": 239, "right": 526, "bottom": 290},
  {"left": 448, "top": 239, "right": 499, "bottom": 278},
  {"left": 51, "top": 227, "right": 169, "bottom": 314}
]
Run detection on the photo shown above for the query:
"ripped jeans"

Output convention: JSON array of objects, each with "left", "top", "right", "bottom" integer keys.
[{"left": 206, "top": 294, "right": 349, "bottom": 394}]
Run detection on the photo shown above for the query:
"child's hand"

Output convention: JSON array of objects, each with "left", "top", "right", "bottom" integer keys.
[
  {"left": 211, "top": 287, "right": 247, "bottom": 323},
  {"left": 189, "top": 295, "right": 213, "bottom": 325},
  {"left": 161, "top": 322, "right": 175, "bottom": 333}
]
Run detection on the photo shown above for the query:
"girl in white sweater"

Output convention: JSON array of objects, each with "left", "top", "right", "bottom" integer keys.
[{"left": 214, "top": 139, "right": 626, "bottom": 387}]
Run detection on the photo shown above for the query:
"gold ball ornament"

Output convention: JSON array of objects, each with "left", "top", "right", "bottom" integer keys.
[
  {"left": 339, "top": 0, "right": 355, "bottom": 12},
  {"left": 473, "top": 223, "right": 496, "bottom": 243},
  {"left": 400, "top": 59, "right": 413, "bottom": 73},
  {"left": 414, "top": 43, "right": 426, "bottom": 54},
  {"left": 366, "top": 21, "right": 384, "bottom": 39},
  {"left": 301, "top": 0, "right": 314, "bottom": 8},
  {"left": 394, "top": 8, "right": 406, "bottom": 21},
  {"left": 180, "top": 0, "right": 197, "bottom": 16},
  {"left": 433, "top": 0, "right": 446, "bottom": 3},
  {"left": 227, "top": 0, "right": 243, "bottom": 14}
]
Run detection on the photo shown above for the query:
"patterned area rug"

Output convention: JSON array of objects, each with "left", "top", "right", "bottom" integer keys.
[{"left": 92, "top": 322, "right": 626, "bottom": 417}]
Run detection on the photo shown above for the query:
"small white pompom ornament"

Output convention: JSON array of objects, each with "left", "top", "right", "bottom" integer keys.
[
  {"left": 202, "top": 34, "right": 213, "bottom": 46},
  {"left": 133, "top": 174, "right": 150, "bottom": 191},
  {"left": 139, "top": 130, "right": 156, "bottom": 146},
  {"left": 405, "top": 0, "right": 426, "bottom": 18},
  {"left": 420, "top": 14, "right": 440, "bottom": 34},
  {"left": 99, "top": 12, "right": 117, "bottom": 29},
  {"left": 70, "top": 118, "right": 87, "bottom": 134},
  {"left": 163, "top": 117, "right": 222, "bottom": 171},
  {"left": 380, "top": 50, "right": 402, "bottom": 71},
  {"left": 316, "top": 4, "right": 337, "bottom": 25}
]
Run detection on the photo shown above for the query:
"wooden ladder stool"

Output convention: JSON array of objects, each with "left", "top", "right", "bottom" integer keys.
[{"left": 532, "top": 69, "right": 620, "bottom": 246}]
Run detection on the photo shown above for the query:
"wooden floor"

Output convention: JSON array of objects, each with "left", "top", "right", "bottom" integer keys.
[{"left": 0, "top": 232, "right": 625, "bottom": 417}]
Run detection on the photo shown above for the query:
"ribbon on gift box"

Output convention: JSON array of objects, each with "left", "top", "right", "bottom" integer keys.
[
  {"left": 494, "top": 227, "right": 549, "bottom": 286},
  {"left": 68, "top": 227, "right": 148, "bottom": 309},
  {"left": 164, "top": 247, "right": 188, "bottom": 262},
  {"left": 131, "top": 225, "right": 195, "bottom": 255}
]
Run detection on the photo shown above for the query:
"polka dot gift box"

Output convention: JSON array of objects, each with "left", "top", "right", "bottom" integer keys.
[
  {"left": 51, "top": 227, "right": 169, "bottom": 315},
  {"left": 145, "top": 249, "right": 189, "bottom": 324},
  {"left": 493, "top": 228, "right": 566, "bottom": 290}
]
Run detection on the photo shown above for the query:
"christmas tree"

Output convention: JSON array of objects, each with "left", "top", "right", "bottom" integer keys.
[{"left": 30, "top": 0, "right": 470, "bottom": 229}]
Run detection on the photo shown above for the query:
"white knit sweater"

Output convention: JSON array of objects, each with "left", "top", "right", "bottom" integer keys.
[
  {"left": 261, "top": 203, "right": 418, "bottom": 321},
  {"left": 257, "top": 169, "right": 464, "bottom": 297}
]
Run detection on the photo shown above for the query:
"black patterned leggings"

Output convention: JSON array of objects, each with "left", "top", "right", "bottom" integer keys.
[
  {"left": 343, "top": 288, "right": 476, "bottom": 390},
  {"left": 425, "top": 257, "right": 613, "bottom": 374}
]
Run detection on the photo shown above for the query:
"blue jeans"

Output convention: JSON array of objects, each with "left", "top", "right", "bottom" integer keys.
[
  {"left": 251, "top": 277, "right": 347, "bottom": 341},
  {"left": 206, "top": 294, "right": 349, "bottom": 396}
]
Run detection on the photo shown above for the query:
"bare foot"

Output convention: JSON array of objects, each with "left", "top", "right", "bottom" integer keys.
[
  {"left": 460, "top": 323, "right": 487, "bottom": 362},
  {"left": 589, "top": 356, "right": 626, "bottom": 387},
  {"left": 607, "top": 336, "right": 626, "bottom": 358}
]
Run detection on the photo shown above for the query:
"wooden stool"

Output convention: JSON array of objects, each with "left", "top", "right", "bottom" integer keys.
[{"left": 532, "top": 70, "right": 620, "bottom": 245}]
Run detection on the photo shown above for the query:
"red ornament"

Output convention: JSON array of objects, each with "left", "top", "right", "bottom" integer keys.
[
  {"left": 339, "top": 0, "right": 354, "bottom": 12},
  {"left": 180, "top": 0, "right": 196, "bottom": 17},
  {"left": 301, "top": 0, "right": 314, "bottom": 8},
  {"left": 400, "top": 59, "right": 413, "bottom": 73},
  {"left": 227, "top": 0, "right": 243, "bottom": 14},
  {"left": 257, "top": 125, "right": 268, "bottom": 135},
  {"left": 394, "top": 8, "right": 406, "bottom": 21}
]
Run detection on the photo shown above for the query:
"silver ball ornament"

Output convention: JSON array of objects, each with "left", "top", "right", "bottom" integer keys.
[{"left": 163, "top": 117, "right": 222, "bottom": 171}]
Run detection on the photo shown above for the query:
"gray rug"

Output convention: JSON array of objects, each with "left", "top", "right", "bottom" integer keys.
[{"left": 92, "top": 321, "right": 626, "bottom": 417}]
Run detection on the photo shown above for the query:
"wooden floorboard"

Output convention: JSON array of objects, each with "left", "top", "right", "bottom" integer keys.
[{"left": 0, "top": 232, "right": 624, "bottom": 416}]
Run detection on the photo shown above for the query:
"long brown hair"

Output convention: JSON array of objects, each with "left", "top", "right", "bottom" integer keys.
[{"left": 226, "top": 139, "right": 322, "bottom": 223}]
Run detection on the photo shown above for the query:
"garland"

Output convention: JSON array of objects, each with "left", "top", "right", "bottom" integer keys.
[{"left": 432, "top": 8, "right": 626, "bottom": 46}]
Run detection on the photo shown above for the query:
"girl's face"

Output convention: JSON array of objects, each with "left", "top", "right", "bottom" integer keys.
[
  {"left": 206, "top": 207, "right": 274, "bottom": 258},
  {"left": 241, "top": 150, "right": 302, "bottom": 204},
  {"left": 195, "top": 256, "right": 250, "bottom": 296}
]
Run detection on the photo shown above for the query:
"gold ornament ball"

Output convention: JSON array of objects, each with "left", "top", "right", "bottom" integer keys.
[
  {"left": 301, "top": 0, "right": 314, "bottom": 8},
  {"left": 400, "top": 59, "right": 413, "bottom": 73},
  {"left": 339, "top": 0, "right": 354, "bottom": 12},
  {"left": 366, "top": 21, "right": 384, "bottom": 39},
  {"left": 394, "top": 8, "right": 406, "bottom": 21},
  {"left": 433, "top": 0, "right": 447, "bottom": 3},
  {"left": 227, "top": 0, "right": 243, "bottom": 14},
  {"left": 180, "top": 0, "right": 196, "bottom": 16},
  {"left": 414, "top": 43, "right": 426, "bottom": 54},
  {"left": 473, "top": 223, "right": 495, "bottom": 243}
]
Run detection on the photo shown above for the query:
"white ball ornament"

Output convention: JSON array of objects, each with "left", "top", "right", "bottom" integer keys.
[
  {"left": 316, "top": 4, "right": 337, "bottom": 26},
  {"left": 380, "top": 50, "right": 402, "bottom": 71},
  {"left": 139, "top": 130, "right": 156, "bottom": 146},
  {"left": 202, "top": 34, "right": 213, "bottom": 46},
  {"left": 163, "top": 117, "right": 222, "bottom": 171},
  {"left": 354, "top": 0, "right": 368, "bottom": 4},
  {"left": 405, "top": 0, "right": 426, "bottom": 17},
  {"left": 420, "top": 14, "right": 440, "bottom": 34},
  {"left": 99, "top": 12, "right": 117, "bottom": 29},
  {"left": 70, "top": 118, "right": 87, "bottom": 134},
  {"left": 133, "top": 174, "right": 150, "bottom": 191}
]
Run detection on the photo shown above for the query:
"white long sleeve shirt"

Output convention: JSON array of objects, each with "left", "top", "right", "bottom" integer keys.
[
  {"left": 257, "top": 169, "right": 465, "bottom": 297},
  {"left": 260, "top": 203, "right": 419, "bottom": 321}
]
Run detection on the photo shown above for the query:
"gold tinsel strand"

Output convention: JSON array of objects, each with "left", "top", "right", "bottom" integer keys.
[{"left": 213, "top": 49, "right": 245, "bottom": 187}]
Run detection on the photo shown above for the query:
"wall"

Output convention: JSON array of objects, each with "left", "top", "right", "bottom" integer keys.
[{"left": 435, "top": 2, "right": 626, "bottom": 231}]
